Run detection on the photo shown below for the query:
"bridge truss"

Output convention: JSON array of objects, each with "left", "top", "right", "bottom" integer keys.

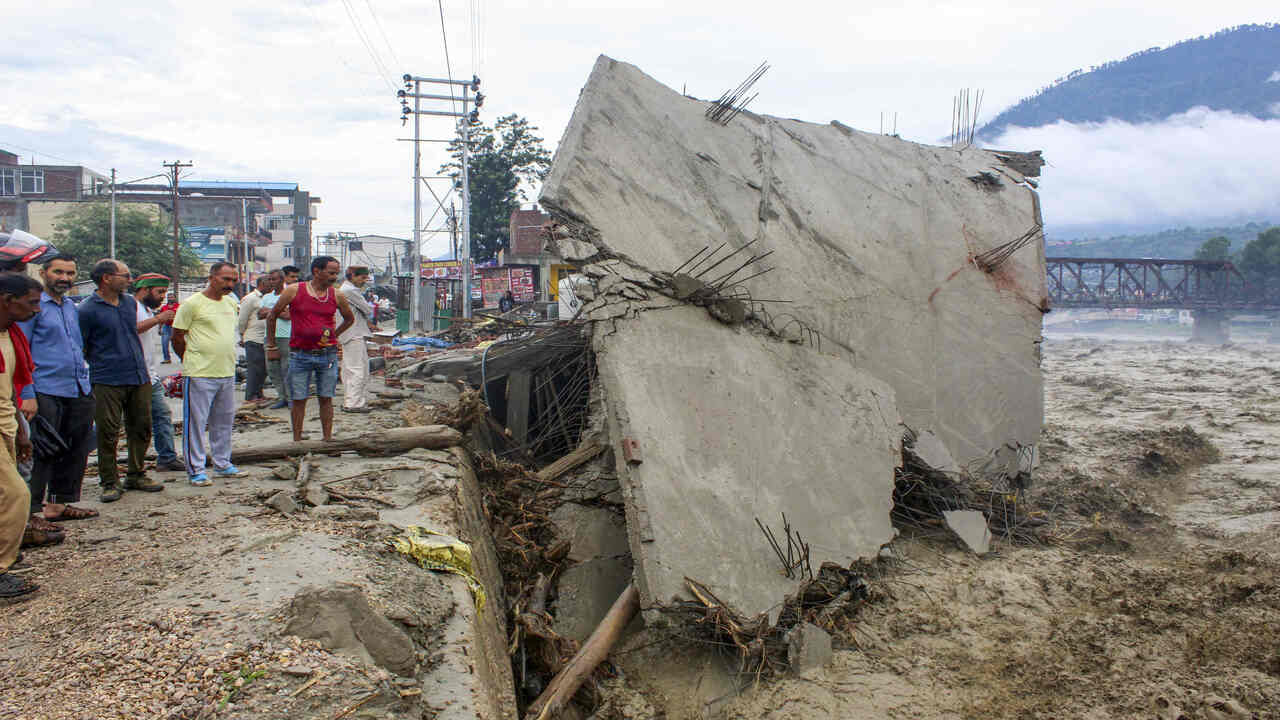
[{"left": 1045, "top": 257, "right": 1280, "bottom": 311}]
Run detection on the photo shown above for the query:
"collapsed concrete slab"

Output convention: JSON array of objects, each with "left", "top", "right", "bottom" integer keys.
[
  {"left": 539, "top": 57, "right": 1046, "bottom": 618},
  {"left": 542, "top": 56, "right": 1046, "bottom": 480},
  {"left": 594, "top": 305, "right": 901, "bottom": 617}
]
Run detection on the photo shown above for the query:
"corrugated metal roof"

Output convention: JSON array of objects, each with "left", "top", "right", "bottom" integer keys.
[{"left": 179, "top": 181, "right": 299, "bottom": 191}]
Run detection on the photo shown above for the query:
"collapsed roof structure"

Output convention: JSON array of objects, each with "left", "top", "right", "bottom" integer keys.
[{"left": 535, "top": 56, "right": 1047, "bottom": 619}]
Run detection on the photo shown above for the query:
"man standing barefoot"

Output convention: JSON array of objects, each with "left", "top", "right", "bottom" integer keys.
[
  {"left": 266, "top": 257, "right": 353, "bottom": 442},
  {"left": 171, "top": 263, "right": 241, "bottom": 487}
]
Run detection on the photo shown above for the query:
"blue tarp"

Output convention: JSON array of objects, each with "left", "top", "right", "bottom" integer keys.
[{"left": 392, "top": 336, "right": 453, "bottom": 349}]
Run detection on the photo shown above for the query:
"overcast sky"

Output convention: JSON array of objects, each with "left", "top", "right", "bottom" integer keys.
[{"left": 2, "top": 1, "right": 1275, "bottom": 259}]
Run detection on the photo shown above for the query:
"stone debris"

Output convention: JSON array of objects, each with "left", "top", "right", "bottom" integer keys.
[
  {"left": 943, "top": 509, "right": 993, "bottom": 555},
  {"left": 265, "top": 490, "right": 298, "bottom": 515},
  {"left": 786, "top": 622, "right": 834, "bottom": 673}
]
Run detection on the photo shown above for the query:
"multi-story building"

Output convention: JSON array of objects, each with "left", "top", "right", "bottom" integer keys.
[{"left": 0, "top": 149, "right": 110, "bottom": 234}]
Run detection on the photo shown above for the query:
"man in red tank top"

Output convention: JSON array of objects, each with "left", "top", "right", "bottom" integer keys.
[{"left": 265, "top": 257, "right": 354, "bottom": 441}]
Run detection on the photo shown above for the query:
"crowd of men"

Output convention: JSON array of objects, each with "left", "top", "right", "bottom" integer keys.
[{"left": 0, "top": 231, "right": 379, "bottom": 599}]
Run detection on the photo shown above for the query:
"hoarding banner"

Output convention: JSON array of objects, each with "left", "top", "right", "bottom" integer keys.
[{"left": 183, "top": 225, "right": 229, "bottom": 263}]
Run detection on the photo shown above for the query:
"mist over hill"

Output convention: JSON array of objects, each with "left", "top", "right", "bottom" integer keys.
[
  {"left": 977, "top": 23, "right": 1280, "bottom": 249},
  {"left": 981, "top": 24, "right": 1280, "bottom": 138}
]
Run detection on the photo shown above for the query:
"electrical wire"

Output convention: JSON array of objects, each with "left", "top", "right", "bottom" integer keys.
[
  {"left": 338, "top": 0, "right": 396, "bottom": 90},
  {"left": 438, "top": 0, "right": 458, "bottom": 115},
  {"left": 363, "top": 0, "right": 402, "bottom": 69},
  {"left": 300, "top": 0, "right": 381, "bottom": 82}
]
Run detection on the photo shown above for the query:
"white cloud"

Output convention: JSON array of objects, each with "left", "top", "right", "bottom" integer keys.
[
  {"left": 988, "top": 107, "right": 1280, "bottom": 231},
  {"left": 1267, "top": 70, "right": 1280, "bottom": 82},
  {"left": 1, "top": 1, "right": 1275, "bottom": 257}
]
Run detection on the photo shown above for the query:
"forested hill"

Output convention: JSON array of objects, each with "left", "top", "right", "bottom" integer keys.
[
  {"left": 1046, "top": 222, "right": 1275, "bottom": 259},
  {"left": 980, "top": 24, "right": 1280, "bottom": 137}
]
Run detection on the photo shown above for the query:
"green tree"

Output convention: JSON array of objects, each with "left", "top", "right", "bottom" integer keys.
[
  {"left": 441, "top": 113, "right": 552, "bottom": 261},
  {"left": 52, "top": 202, "right": 203, "bottom": 278},
  {"left": 1194, "top": 236, "right": 1232, "bottom": 261},
  {"left": 1239, "top": 227, "right": 1280, "bottom": 283}
]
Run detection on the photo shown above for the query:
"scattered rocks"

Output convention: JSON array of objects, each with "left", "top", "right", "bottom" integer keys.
[
  {"left": 786, "top": 622, "right": 833, "bottom": 673},
  {"left": 266, "top": 491, "right": 298, "bottom": 515}
]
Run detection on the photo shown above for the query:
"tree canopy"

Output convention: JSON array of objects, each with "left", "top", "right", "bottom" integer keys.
[
  {"left": 1194, "top": 236, "right": 1232, "bottom": 262},
  {"left": 1238, "top": 227, "right": 1280, "bottom": 283},
  {"left": 52, "top": 202, "right": 203, "bottom": 278},
  {"left": 441, "top": 113, "right": 552, "bottom": 262}
]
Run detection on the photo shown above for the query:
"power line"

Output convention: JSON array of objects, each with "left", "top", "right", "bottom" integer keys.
[
  {"left": 438, "top": 0, "right": 458, "bottom": 114},
  {"left": 339, "top": 0, "right": 396, "bottom": 90},
  {"left": 363, "top": 0, "right": 402, "bottom": 69}
]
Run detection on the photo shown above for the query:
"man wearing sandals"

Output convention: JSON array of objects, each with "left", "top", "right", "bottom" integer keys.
[
  {"left": 171, "top": 263, "right": 242, "bottom": 487},
  {"left": 17, "top": 254, "right": 100, "bottom": 529},
  {"left": 133, "top": 273, "right": 183, "bottom": 473},
  {"left": 0, "top": 273, "right": 44, "bottom": 599}
]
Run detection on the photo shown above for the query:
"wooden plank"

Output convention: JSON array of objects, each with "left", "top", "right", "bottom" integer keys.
[
  {"left": 535, "top": 441, "right": 604, "bottom": 483},
  {"left": 506, "top": 370, "right": 533, "bottom": 446}
]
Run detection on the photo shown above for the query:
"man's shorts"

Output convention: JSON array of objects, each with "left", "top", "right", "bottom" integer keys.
[{"left": 288, "top": 347, "right": 339, "bottom": 399}]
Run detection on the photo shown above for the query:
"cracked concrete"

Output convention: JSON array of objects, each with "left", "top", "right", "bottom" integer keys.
[{"left": 543, "top": 56, "right": 1045, "bottom": 481}]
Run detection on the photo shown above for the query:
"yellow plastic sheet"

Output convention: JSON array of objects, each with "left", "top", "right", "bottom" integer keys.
[{"left": 389, "top": 526, "right": 486, "bottom": 612}]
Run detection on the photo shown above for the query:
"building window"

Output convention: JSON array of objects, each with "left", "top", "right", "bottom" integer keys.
[
  {"left": 0, "top": 169, "right": 13, "bottom": 196},
  {"left": 19, "top": 169, "right": 43, "bottom": 194},
  {"left": 267, "top": 215, "right": 292, "bottom": 231},
  {"left": 283, "top": 246, "right": 293, "bottom": 258}
]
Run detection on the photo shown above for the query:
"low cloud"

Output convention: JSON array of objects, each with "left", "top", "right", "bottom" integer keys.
[
  {"left": 1267, "top": 70, "right": 1280, "bottom": 83},
  {"left": 987, "top": 107, "right": 1280, "bottom": 234}
]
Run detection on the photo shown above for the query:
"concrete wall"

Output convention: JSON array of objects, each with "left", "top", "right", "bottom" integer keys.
[{"left": 542, "top": 56, "right": 1045, "bottom": 478}]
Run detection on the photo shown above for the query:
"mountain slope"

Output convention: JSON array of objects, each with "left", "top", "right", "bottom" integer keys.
[
  {"left": 1045, "top": 222, "right": 1275, "bottom": 259},
  {"left": 981, "top": 24, "right": 1280, "bottom": 137}
]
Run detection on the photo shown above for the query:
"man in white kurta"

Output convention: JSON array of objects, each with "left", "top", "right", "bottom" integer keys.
[{"left": 337, "top": 267, "right": 376, "bottom": 413}]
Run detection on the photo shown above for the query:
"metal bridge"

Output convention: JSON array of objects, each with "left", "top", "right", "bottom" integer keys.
[{"left": 1045, "top": 257, "right": 1280, "bottom": 311}]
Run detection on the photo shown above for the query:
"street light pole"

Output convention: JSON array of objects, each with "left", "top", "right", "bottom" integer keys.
[{"left": 109, "top": 168, "right": 116, "bottom": 259}]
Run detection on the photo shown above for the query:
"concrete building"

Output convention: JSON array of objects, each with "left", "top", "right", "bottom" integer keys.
[
  {"left": 498, "top": 205, "right": 577, "bottom": 302},
  {"left": 0, "top": 148, "right": 109, "bottom": 233},
  {"left": 115, "top": 180, "right": 320, "bottom": 276}
]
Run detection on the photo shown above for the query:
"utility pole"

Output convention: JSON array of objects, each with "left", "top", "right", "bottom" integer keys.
[
  {"left": 399, "top": 73, "right": 482, "bottom": 323},
  {"left": 241, "top": 197, "right": 250, "bottom": 289},
  {"left": 109, "top": 168, "right": 116, "bottom": 259},
  {"left": 163, "top": 161, "right": 193, "bottom": 295}
]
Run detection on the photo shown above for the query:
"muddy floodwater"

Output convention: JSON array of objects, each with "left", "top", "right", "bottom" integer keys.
[{"left": 703, "top": 332, "right": 1280, "bottom": 720}]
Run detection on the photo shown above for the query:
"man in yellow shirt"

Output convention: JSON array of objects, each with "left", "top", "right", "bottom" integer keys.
[{"left": 171, "top": 263, "right": 241, "bottom": 487}]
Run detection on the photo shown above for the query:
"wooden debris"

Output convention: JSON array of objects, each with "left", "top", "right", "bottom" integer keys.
[
  {"left": 229, "top": 425, "right": 461, "bottom": 464},
  {"left": 535, "top": 442, "right": 604, "bottom": 483},
  {"left": 526, "top": 584, "right": 640, "bottom": 720}
]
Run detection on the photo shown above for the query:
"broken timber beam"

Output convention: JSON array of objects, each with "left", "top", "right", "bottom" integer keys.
[
  {"left": 526, "top": 584, "right": 640, "bottom": 720},
  {"left": 506, "top": 369, "right": 533, "bottom": 446},
  {"left": 535, "top": 442, "right": 604, "bottom": 483},
  {"left": 230, "top": 425, "right": 462, "bottom": 464}
]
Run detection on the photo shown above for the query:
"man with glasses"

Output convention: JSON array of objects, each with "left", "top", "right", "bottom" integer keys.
[{"left": 77, "top": 259, "right": 162, "bottom": 502}]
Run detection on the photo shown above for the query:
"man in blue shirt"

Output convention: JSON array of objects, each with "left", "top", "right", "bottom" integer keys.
[
  {"left": 17, "top": 254, "right": 99, "bottom": 522},
  {"left": 78, "top": 259, "right": 162, "bottom": 501},
  {"left": 259, "top": 265, "right": 299, "bottom": 409}
]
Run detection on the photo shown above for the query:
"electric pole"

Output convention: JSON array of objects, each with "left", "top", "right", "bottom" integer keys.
[
  {"left": 163, "top": 161, "right": 193, "bottom": 294},
  {"left": 109, "top": 168, "right": 116, "bottom": 259},
  {"left": 399, "top": 73, "right": 482, "bottom": 324}
]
